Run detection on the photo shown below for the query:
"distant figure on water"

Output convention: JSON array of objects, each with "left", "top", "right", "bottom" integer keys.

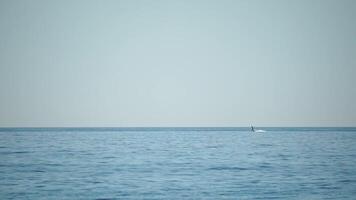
[{"left": 251, "top": 126, "right": 266, "bottom": 133}]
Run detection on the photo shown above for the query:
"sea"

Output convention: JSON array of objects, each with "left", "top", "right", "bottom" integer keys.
[{"left": 0, "top": 127, "right": 356, "bottom": 199}]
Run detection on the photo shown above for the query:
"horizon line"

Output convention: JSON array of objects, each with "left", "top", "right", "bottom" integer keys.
[{"left": 1, "top": 126, "right": 356, "bottom": 129}]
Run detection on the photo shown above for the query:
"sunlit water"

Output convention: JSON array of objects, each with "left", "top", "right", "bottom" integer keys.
[{"left": 1, "top": 127, "right": 356, "bottom": 199}]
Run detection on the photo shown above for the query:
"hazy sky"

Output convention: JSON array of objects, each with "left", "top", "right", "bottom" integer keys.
[{"left": 0, "top": 0, "right": 355, "bottom": 127}]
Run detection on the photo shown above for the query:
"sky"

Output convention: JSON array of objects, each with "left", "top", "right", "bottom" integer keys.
[{"left": 0, "top": 0, "right": 355, "bottom": 127}]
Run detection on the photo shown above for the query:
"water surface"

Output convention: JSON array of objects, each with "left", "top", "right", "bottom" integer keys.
[{"left": 1, "top": 127, "right": 356, "bottom": 199}]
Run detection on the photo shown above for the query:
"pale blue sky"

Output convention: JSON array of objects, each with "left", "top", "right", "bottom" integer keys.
[{"left": 0, "top": 0, "right": 355, "bottom": 127}]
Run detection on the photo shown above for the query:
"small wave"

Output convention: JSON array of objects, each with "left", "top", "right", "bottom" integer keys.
[
  {"left": 45, "top": 163, "right": 64, "bottom": 167},
  {"left": 208, "top": 166, "right": 250, "bottom": 171},
  {"left": 0, "top": 151, "right": 32, "bottom": 155},
  {"left": 257, "top": 164, "right": 272, "bottom": 169},
  {"left": 259, "top": 144, "right": 273, "bottom": 147},
  {"left": 102, "top": 156, "right": 116, "bottom": 159},
  {"left": 255, "top": 130, "right": 266, "bottom": 133},
  {"left": 90, "top": 181, "right": 103, "bottom": 184},
  {"left": 206, "top": 145, "right": 223, "bottom": 149},
  {"left": 33, "top": 169, "right": 46, "bottom": 173},
  {"left": 14, "top": 151, "right": 32, "bottom": 154},
  {"left": 338, "top": 179, "right": 356, "bottom": 183}
]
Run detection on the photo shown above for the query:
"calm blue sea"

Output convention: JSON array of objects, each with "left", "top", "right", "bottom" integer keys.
[{"left": 1, "top": 127, "right": 356, "bottom": 199}]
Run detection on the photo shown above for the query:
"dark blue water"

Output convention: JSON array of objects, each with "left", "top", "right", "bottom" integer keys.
[{"left": 1, "top": 127, "right": 356, "bottom": 199}]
